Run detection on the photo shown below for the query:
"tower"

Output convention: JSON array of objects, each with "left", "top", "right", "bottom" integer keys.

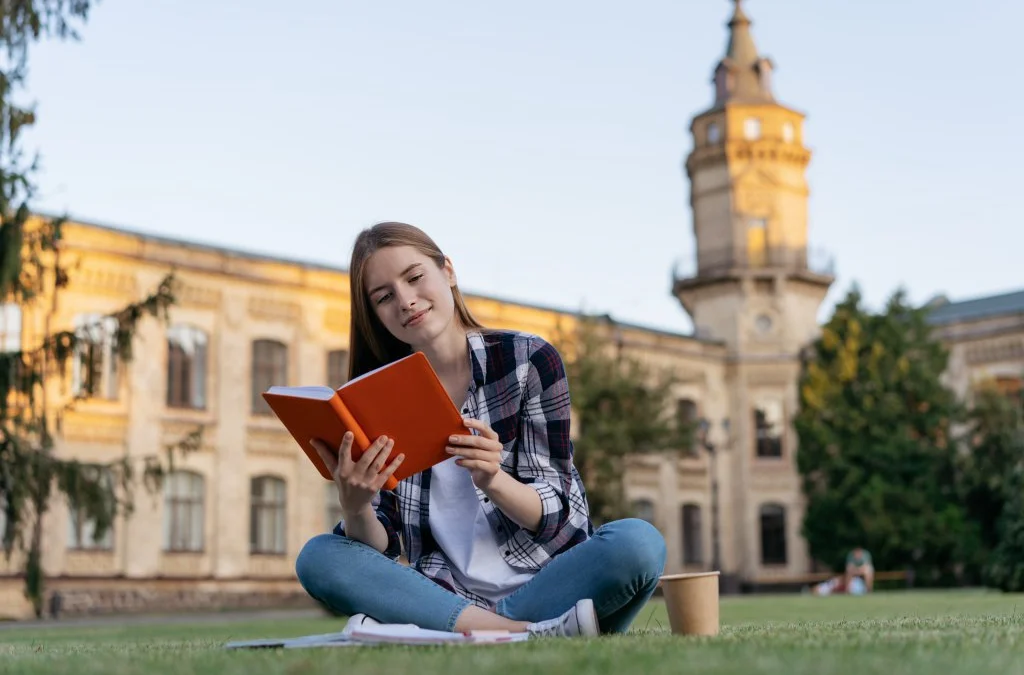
[
  {"left": 674, "top": 0, "right": 833, "bottom": 351},
  {"left": 672, "top": 1, "right": 834, "bottom": 581}
]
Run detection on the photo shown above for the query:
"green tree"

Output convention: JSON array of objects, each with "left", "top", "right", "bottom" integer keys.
[
  {"left": 984, "top": 464, "right": 1024, "bottom": 592},
  {"left": 794, "top": 286, "right": 966, "bottom": 579},
  {"left": 0, "top": 1, "right": 193, "bottom": 617},
  {"left": 557, "top": 315, "right": 691, "bottom": 525},
  {"left": 956, "top": 382, "right": 1024, "bottom": 582}
]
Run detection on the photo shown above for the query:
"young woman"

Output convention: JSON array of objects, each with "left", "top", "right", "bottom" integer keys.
[{"left": 294, "top": 222, "right": 666, "bottom": 638}]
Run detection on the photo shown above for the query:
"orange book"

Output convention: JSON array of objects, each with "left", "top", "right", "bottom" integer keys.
[{"left": 261, "top": 351, "right": 469, "bottom": 491}]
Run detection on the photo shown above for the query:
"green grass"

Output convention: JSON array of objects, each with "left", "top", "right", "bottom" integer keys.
[{"left": 3, "top": 590, "right": 1024, "bottom": 675}]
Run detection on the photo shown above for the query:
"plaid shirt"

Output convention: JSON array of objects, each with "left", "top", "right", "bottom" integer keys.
[{"left": 333, "top": 329, "right": 593, "bottom": 609}]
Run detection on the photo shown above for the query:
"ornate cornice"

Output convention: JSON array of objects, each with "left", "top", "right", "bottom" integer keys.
[
  {"left": 246, "top": 427, "right": 294, "bottom": 457},
  {"left": 687, "top": 141, "right": 811, "bottom": 174},
  {"left": 177, "top": 283, "right": 222, "bottom": 309},
  {"left": 160, "top": 420, "right": 216, "bottom": 453},
  {"left": 61, "top": 410, "right": 129, "bottom": 444},
  {"left": 71, "top": 266, "right": 138, "bottom": 298},
  {"left": 248, "top": 298, "right": 301, "bottom": 323}
]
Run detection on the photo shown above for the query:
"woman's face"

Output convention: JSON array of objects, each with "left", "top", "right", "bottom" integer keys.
[{"left": 363, "top": 245, "right": 458, "bottom": 347}]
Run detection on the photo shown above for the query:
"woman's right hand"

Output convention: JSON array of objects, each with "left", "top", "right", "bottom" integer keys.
[{"left": 311, "top": 432, "right": 405, "bottom": 517}]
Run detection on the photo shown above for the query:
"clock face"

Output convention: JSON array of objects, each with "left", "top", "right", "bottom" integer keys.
[{"left": 755, "top": 314, "right": 773, "bottom": 334}]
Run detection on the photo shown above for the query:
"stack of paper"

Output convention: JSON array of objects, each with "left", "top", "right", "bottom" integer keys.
[{"left": 224, "top": 623, "right": 529, "bottom": 649}]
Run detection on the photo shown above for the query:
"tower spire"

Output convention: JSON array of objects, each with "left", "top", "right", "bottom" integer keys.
[
  {"left": 726, "top": 0, "right": 758, "bottom": 66},
  {"left": 713, "top": 0, "right": 775, "bottom": 106}
]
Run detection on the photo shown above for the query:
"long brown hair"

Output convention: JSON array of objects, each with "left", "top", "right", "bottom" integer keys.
[{"left": 347, "top": 222, "right": 484, "bottom": 379}]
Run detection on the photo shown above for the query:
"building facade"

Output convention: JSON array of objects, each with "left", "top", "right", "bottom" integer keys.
[{"left": 1, "top": 2, "right": 1022, "bottom": 618}]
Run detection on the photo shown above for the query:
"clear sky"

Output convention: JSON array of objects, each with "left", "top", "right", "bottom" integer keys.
[{"left": 21, "top": 0, "right": 1023, "bottom": 334}]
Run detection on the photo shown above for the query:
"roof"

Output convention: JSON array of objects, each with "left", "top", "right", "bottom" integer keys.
[
  {"left": 925, "top": 289, "right": 1024, "bottom": 325},
  {"left": 44, "top": 211, "right": 717, "bottom": 344},
  {"left": 713, "top": 0, "right": 775, "bottom": 106}
]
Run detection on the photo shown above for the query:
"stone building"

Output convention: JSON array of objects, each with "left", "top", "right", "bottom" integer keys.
[{"left": 1, "top": 1, "right": 1021, "bottom": 618}]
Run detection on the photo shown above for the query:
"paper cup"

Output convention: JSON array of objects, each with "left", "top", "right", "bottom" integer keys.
[{"left": 658, "top": 571, "right": 720, "bottom": 636}]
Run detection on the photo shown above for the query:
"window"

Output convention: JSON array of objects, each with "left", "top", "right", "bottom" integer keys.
[
  {"left": 251, "top": 340, "right": 287, "bottom": 415},
  {"left": 753, "top": 400, "right": 784, "bottom": 458},
  {"left": 782, "top": 122, "right": 795, "bottom": 144},
  {"left": 676, "top": 398, "right": 698, "bottom": 455},
  {"left": 707, "top": 122, "right": 721, "bottom": 144},
  {"left": 72, "top": 314, "right": 119, "bottom": 400},
  {"left": 744, "top": 117, "right": 762, "bottom": 140},
  {"left": 167, "top": 325, "right": 208, "bottom": 409},
  {"left": 67, "top": 467, "right": 115, "bottom": 551},
  {"left": 163, "top": 471, "right": 204, "bottom": 552},
  {"left": 759, "top": 503, "right": 787, "bottom": 565},
  {"left": 0, "top": 303, "right": 20, "bottom": 352},
  {"left": 327, "top": 349, "right": 349, "bottom": 388},
  {"left": 250, "top": 475, "right": 286, "bottom": 554},
  {"left": 681, "top": 504, "right": 703, "bottom": 565},
  {"left": 631, "top": 498, "right": 656, "bottom": 527},
  {"left": 747, "top": 217, "right": 768, "bottom": 267},
  {"left": 0, "top": 304, "right": 19, "bottom": 389},
  {"left": 325, "top": 482, "right": 344, "bottom": 532}
]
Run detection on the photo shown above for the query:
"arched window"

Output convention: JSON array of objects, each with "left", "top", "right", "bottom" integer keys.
[
  {"left": 744, "top": 117, "right": 762, "bottom": 140},
  {"left": 0, "top": 303, "right": 20, "bottom": 352},
  {"left": 753, "top": 400, "right": 784, "bottom": 458},
  {"left": 167, "top": 325, "right": 208, "bottom": 409},
  {"left": 250, "top": 475, "right": 287, "bottom": 554},
  {"left": 251, "top": 340, "right": 288, "bottom": 415},
  {"left": 681, "top": 504, "right": 703, "bottom": 565},
  {"left": 707, "top": 122, "right": 721, "bottom": 144},
  {"left": 631, "top": 498, "right": 656, "bottom": 527},
  {"left": 163, "top": 471, "right": 205, "bottom": 552},
  {"left": 759, "top": 503, "right": 787, "bottom": 565},
  {"left": 327, "top": 349, "right": 349, "bottom": 388},
  {"left": 676, "top": 398, "right": 698, "bottom": 455},
  {"left": 72, "top": 314, "right": 120, "bottom": 400},
  {"left": 67, "top": 467, "right": 115, "bottom": 550}
]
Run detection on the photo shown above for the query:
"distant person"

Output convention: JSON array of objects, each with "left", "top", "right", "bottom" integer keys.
[
  {"left": 293, "top": 222, "right": 666, "bottom": 638},
  {"left": 810, "top": 575, "right": 867, "bottom": 597},
  {"left": 844, "top": 547, "right": 874, "bottom": 592}
]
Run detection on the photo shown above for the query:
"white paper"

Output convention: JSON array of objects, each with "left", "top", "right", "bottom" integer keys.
[{"left": 224, "top": 623, "right": 529, "bottom": 649}]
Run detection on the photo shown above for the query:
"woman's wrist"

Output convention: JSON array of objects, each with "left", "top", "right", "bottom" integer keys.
[
  {"left": 482, "top": 471, "right": 543, "bottom": 532},
  {"left": 341, "top": 501, "right": 376, "bottom": 523}
]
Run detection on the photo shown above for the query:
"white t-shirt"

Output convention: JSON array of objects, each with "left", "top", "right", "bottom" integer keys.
[{"left": 427, "top": 458, "right": 534, "bottom": 603}]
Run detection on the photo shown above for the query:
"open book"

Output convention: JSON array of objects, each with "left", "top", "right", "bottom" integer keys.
[{"left": 262, "top": 351, "right": 469, "bottom": 491}]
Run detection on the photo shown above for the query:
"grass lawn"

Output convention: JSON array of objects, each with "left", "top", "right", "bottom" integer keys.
[{"left": 2, "top": 590, "right": 1024, "bottom": 674}]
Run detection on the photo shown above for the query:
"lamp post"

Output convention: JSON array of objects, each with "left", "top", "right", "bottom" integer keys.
[{"left": 697, "top": 417, "right": 727, "bottom": 574}]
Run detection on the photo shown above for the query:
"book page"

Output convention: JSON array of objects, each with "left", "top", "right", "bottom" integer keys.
[
  {"left": 265, "top": 385, "right": 335, "bottom": 400},
  {"left": 348, "top": 623, "right": 469, "bottom": 644}
]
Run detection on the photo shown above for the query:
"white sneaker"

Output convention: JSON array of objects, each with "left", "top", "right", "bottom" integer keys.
[
  {"left": 341, "top": 613, "right": 381, "bottom": 637},
  {"left": 525, "top": 599, "right": 599, "bottom": 638}
]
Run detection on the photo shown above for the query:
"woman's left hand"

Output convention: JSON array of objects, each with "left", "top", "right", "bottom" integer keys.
[{"left": 447, "top": 418, "right": 504, "bottom": 490}]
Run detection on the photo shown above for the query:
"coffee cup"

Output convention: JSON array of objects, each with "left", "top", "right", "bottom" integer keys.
[{"left": 658, "top": 571, "right": 720, "bottom": 636}]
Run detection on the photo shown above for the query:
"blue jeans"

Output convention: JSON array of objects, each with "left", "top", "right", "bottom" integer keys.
[{"left": 295, "top": 518, "right": 666, "bottom": 634}]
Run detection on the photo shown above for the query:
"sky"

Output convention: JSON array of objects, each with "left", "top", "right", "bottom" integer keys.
[{"left": 19, "top": 0, "right": 1024, "bottom": 334}]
